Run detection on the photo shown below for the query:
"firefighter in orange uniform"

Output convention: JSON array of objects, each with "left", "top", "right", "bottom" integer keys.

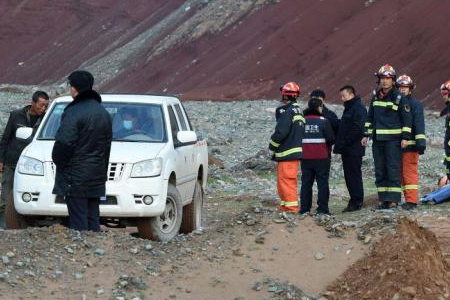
[
  {"left": 269, "top": 82, "right": 305, "bottom": 212},
  {"left": 396, "top": 75, "right": 426, "bottom": 210}
]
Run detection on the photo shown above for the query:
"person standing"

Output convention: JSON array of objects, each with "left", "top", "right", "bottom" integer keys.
[
  {"left": 0, "top": 91, "right": 49, "bottom": 228},
  {"left": 362, "top": 64, "right": 412, "bottom": 209},
  {"left": 310, "top": 89, "right": 339, "bottom": 134},
  {"left": 441, "top": 80, "right": 450, "bottom": 182},
  {"left": 333, "top": 86, "right": 367, "bottom": 212},
  {"left": 396, "top": 75, "right": 426, "bottom": 210},
  {"left": 52, "top": 70, "right": 112, "bottom": 231},
  {"left": 269, "top": 82, "right": 305, "bottom": 213},
  {"left": 300, "top": 97, "right": 335, "bottom": 215}
]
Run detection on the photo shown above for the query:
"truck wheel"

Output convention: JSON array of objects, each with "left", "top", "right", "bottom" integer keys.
[
  {"left": 137, "top": 184, "right": 183, "bottom": 241},
  {"left": 5, "top": 192, "right": 31, "bottom": 229},
  {"left": 180, "top": 181, "right": 203, "bottom": 234}
]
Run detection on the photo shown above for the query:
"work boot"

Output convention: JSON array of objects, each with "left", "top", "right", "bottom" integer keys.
[
  {"left": 342, "top": 205, "right": 362, "bottom": 213},
  {"left": 401, "top": 202, "right": 417, "bottom": 210}
]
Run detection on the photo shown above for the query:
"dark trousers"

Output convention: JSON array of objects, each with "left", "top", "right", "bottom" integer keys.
[
  {"left": 372, "top": 140, "right": 402, "bottom": 203},
  {"left": 342, "top": 155, "right": 364, "bottom": 208},
  {"left": 66, "top": 196, "right": 100, "bottom": 232},
  {"left": 0, "top": 166, "right": 15, "bottom": 214},
  {"left": 300, "top": 159, "right": 331, "bottom": 214}
]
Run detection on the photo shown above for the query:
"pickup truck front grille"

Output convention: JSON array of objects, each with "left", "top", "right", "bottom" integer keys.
[
  {"left": 50, "top": 162, "right": 125, "bottom": 181},
  {"left": 55, "top": 195, "right": 118, "bottom": 205}
]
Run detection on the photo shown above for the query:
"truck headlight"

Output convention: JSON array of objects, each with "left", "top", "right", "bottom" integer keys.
[
  {"left": 18, "top": 156, "right": 44, "bottom": 176},
  {"left": 131, "top": 158, "right": 162, "bottom": 178}
]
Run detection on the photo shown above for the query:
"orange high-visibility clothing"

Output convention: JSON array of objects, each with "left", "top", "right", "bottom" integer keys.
[
  {"left": 277, "top": 160, "right": 300, "bottom": 212},
  {"left": 401, "top": 152, "right": 419, "bottom": 204}
]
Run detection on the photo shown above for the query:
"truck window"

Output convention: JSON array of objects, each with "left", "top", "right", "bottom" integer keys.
[
  {"left": 167, "top": 106, "right": 179, "bottom": 142},
  {"left": 38, "top": 102, "right": 167, "bottom": 143},
  {"left": 174, "top": 104, "right": 187, "bottom": 131},
  {"left": 181, "top": 103, "right": 194, "bottom": 131}
]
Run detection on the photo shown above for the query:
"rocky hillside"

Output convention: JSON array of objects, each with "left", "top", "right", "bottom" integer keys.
[{"left": 0, "top": 0, "right": 449, "bottom": 107}]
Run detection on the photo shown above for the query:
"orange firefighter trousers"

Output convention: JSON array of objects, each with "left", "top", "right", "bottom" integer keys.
[
  {"left": 277, "top": 160, "right": 300, "bottom": 212},
  {"left": 401, "top": 152, "right": 419, "bottom": 204}
]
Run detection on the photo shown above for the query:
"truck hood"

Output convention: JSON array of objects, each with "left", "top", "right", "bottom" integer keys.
[{"left": 22, "top": 140, "right": 166, "bottom": 163}]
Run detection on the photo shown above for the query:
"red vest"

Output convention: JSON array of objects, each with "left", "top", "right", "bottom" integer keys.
[{"left": 302, "top": 115, "right": 329, "bottom": 160}]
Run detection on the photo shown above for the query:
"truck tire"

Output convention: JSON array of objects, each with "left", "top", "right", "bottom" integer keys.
[
  {"left": 180, "top": 181, "right": 203, "bottom": 234},
  {"left": 5, "top": 192, "right": 31, "bottom": 229},
  {"left": 137, "top": 184, "right": 183, "bottom": 241}
]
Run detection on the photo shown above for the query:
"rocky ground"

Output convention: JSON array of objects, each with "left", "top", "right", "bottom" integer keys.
[{"left": 2, "top": 89, "right": 450, "bottom": 300}]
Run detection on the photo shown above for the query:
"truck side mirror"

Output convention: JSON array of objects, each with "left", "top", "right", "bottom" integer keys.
[
  {"left": 16, "top": 127, "right": 33, "bottom": 140},
  {"left": 176, "top": 131, "right": 197, "bottom": 144}
]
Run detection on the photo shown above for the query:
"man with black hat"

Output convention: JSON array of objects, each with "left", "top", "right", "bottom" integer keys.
[
  {"left": 0, "top": 91, "right": 49, "bottom": 228},
  {"left": 52, "top": 70, "right": 112, "bottom": 231}
]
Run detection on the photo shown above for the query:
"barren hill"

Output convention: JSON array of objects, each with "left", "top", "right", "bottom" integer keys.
[{"left": 0, "top": 0, "right": 449, "bottom": 107}]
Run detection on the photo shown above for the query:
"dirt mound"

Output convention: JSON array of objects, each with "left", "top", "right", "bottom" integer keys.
[{"left": 327, "top": 218, "right": 450, "bottom": 300}]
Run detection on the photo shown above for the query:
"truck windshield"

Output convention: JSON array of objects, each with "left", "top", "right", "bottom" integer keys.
[{"left": 38, "top": 102, "right": 166, "bottom": 142}]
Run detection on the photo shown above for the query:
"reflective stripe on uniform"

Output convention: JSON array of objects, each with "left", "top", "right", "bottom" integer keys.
[
  {"left": 376, "top": 128, "right": 402, "bottom": 134},
  {"left": 302, "top": 138, "right": 326, "bottom": 143},
  {"left": 367, "top": 129, "right": 373, "bottom": 134},
  {"left": 415, "top": 134, "right": 426, "bottom": 139},
  {"left": 281, "top": 201, "right": 299, "bottom": 207},
  {"left": 388, "top": 187, "right": 403, "bottom": 193},
  {"left": 403, "top": 185, "right": 418, "bottom": 190},
  {"left": 402, "top": 127, "right": 412, "bottom": 133},
  {"left": 364, "top": 122, "right": 372, "bottom": 128},
  {"left": 373, "top": 101, "right": 398, "bottom": 110},
  {"left": 446, "top": 156, "right": 450, "bottom": 162},
  {"left": 275, "top": 147, "right": 303, "bottom": 158},
  {"left": 292, "top": 115, "right": 305, "bottom": 123},
  {"left": 270, "top": 139, "right": 280, "bottom": 148},
  {"left": 407, "top": 140, "right": 416, "bottom": 146},
  {"left": 377, "top": 187, "right": 388, "bottom": 192}
]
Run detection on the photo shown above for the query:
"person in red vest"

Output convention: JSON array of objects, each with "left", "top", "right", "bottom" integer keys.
[{"left": 300, "top": 97, "right": 335, "bottom": 215}]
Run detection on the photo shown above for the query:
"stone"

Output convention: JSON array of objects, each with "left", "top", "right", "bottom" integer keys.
[
  {"left": 1, "top": 256, "right": 9, "bottom": 265},
  {"left": 94, "top": 248, "right": 105, "bottom": 256},
  {"left": 315, "top": 252, "right": 325, "bottom": 260},
  {"left": 145, "top": 244, "right": 153, "bottom": 251},
  {"left": 364, "top": 235, "right": 372, "bottom": 244},
  {"left": 74, "top": 272, "right": 83, "bottom": 280},
  {"left": 401, "top": 286, "right": 416, "bottom": 296}
]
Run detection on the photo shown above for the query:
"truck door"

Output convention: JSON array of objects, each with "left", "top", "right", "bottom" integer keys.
[{"left": 168, "top": 105, "right": 196, "bottom": 203}]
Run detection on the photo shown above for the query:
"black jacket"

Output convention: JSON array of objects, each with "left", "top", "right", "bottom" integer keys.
[
  {"left": 364, "top": 88, "right": 412, "bottom": 141},
  {"left": 444, "top": 102, "right": 450, "bottom": 161},
  {"left": 334, "top": 97, "right": 367, "bottom": 157},
  {"left": 0, "top": 105, "right": 44, "bottom": 167},
  {"left": 52, "top": 90, "right": 112, "bottom": 197},
  {"left": 322, "top": 105, "right": 339, "bottom": 135},
  {"left": 403, "top": 95, "right": 426, "bottom": 154},
  {"left": 269, "top": 101, "right": 305, "bottom": 161}
]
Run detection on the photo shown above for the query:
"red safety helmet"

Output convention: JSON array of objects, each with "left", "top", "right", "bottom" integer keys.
[
  {"left": 396, "top": 74, "right": 415, "bottom": 89},
  {"left": 375, "top": 64, "right": 396, "bottom": 79},
  {"left": 441, "top": 80, "right": 450, "bottom": 96},
  {"left": 280, "top": 82, "right": 300, "bottom": 97}
]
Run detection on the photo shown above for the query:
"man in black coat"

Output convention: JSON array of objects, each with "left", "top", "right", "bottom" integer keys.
[
  {"left": 0, "top": 91, "right": 49, "bottom": 228},
  {"left": 52, "top": 70, "right": 112, "bottom": 231},
  {"left": 333, "top": 86, "right": 367, "bottom": 212}
]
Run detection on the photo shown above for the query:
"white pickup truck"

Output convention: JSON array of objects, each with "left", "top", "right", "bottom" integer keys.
[{"left": 8, "top": 94, "right": 208, "bottom": 241}]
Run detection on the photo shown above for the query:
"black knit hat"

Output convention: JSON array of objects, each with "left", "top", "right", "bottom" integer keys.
[
  {"left": 308, "top": 97, "right": 324, "bottom": 111},
  {"left": 68, "top": 70, "right": 94, "bottom": 93},
  {"left": 310, "top": 89, "right": 326, "bottom": 99}
]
